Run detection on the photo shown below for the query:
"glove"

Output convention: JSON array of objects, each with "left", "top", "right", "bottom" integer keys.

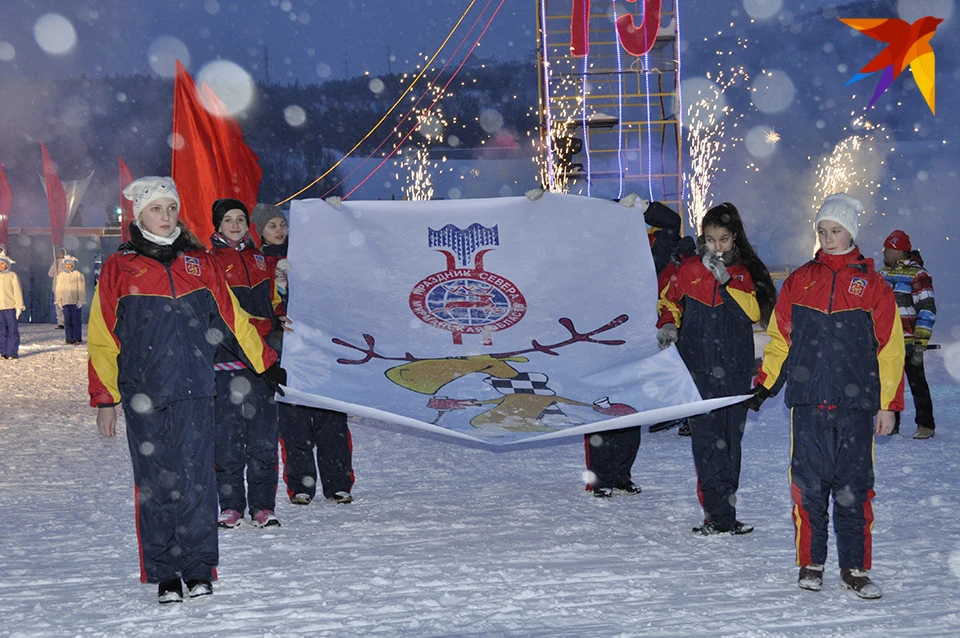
[
  {"left": 743, "top": 385, "right": 771, "bottom": 412},
  {"left": 619, "top": 192, "right": 650, "bottom": 211},
  {"left": 276, "top": 258, "right": 292, "bottom": 272},
  {"left": 525, "top": 188, "right": 545, "bottom": 201},
  {"left": 262, "top": 363, "right": 287, "bottom": 396},
  {"left": 910, "top": 343, "right": 925, "bottom": 366},
  {"left": 325, "top": 196, "right": 343, "bottom": 208},
  {"left": 657, "top": 323, "right": 678, "bottom": 350},
  {"left": 702, "top": 251, "right": 731, "bottom": 285}
]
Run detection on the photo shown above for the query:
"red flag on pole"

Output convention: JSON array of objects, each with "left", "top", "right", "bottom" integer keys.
[
  {"left": 119, "top": 158, "right": 135, "bottom": 243},
  {"left": 171, "top": 61, "right": 261, "bottom": 248},
  {"left": 41, "top": 142, "right": 68, "bottom": 248},
  {"left": 0, "top": 161, "right": 11, "bottom": 250},
  {"left": 200, "top": 82, "right": 263, "bottom": 245}
]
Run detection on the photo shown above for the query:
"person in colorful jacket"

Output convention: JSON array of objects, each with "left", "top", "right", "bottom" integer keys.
[
  {"left": 0, "top": 250, "right": 26, "bottom": 359},
  {"left": 55, "top": 255, "right": 86, "bottom": 344},
  {"left": 88, "top": 177, "right": 284, "bottom": 604},
  {"left": 208, "top": 199, "right": 289, "bottom": 529},
  {"left": 879, "top": 230, "right": 936, "bottom": 439},
  {"left": 252, "top": 200, "right": 356, "bottom": 506},
  {"left": 747, "top": 193, "right": 904, "bottom": 599},
  {"left": 657, "top": 203, "right": 777, "bottom": 535}
]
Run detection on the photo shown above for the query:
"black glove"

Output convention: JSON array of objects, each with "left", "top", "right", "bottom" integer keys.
[
  {"left": 262, "top": 363, "right": 287, "bottom": 396},
  {"left": 743, "top": 385, "right": 771, "bottom": 412}
]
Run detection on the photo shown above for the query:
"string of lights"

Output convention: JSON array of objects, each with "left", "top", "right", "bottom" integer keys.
[
  {"left": 275, "top": 0, "right": 478, "bottom": 205},
  {"left": 343, "top": 0, "right": 507, "bottom": 199},
  {"left": 320, "top": 0, "right": 495, "bottom": 199}
]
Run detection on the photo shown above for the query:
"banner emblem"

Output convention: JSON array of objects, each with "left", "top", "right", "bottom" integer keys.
[{"left": 409, "top": 224, "right": 526, "bottom": 346}]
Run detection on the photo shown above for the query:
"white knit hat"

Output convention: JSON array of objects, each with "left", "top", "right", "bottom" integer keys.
[
  {"left": 122, "top": 176, "right": 180, "bottom": 220},
  {"left": 815, "top": 193, "right": 863, "bottom": 240}
]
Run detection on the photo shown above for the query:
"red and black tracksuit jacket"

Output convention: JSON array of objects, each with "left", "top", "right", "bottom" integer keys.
[
  {"left": 755, "top": 248, "right": 904, "bottom": 570},
  {"left": 209, "top": 235, "right": 284, "bottom": 364},
  {"left": 658, "top": 256, "right": 760, "bottom": 530},
  {"left": 88, "top": 244, "right": 277, "bottom": 583}
]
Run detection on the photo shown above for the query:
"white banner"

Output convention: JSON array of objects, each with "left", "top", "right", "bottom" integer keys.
[{"left": 280, "top": 193, "right": 745, "bottom": 445}]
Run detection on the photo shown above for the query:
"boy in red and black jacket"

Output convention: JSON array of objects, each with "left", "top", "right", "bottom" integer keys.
[{"left": 749, "top": 193, "right": 904, "bottom": 599}]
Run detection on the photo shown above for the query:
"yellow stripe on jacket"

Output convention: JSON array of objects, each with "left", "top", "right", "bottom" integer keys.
[
  {"left": 215, "top": 283, "right": 276, "bottom": 374},
  {"left": 87, "top": 283, "right": 121, "bottom": 405},
  {"left": 758, "top": 309, "right": 790, "bottom": 391},
  {"left": 726, "top": 285, "right": 761, "bottom": 323},
  {"left": 876, "top": 292, "right": 906, "bottom": 411}
]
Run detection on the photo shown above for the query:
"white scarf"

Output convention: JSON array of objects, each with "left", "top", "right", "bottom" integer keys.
[{"left": 136, "top": 221, "right": 182, "bottom": 246}]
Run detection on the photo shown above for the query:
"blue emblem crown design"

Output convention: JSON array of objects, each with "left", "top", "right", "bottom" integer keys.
[{"left": 428, "top": 223, "right": 499, "bottom": 268}]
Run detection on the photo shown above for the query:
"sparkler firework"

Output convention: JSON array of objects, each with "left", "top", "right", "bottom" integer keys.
[
  {"left": 684, "top": 66, "right": 749, "bottom": 231},
  {"left": 809, "top": 111, "right": 893, "bottom": 253}
]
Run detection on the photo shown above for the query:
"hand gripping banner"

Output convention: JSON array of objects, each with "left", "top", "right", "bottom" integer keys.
[{"left": 280, "top": 193, "right": 746, "bottom": 445}]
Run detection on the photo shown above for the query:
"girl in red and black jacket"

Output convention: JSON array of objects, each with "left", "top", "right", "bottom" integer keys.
[
  {"left": 749, "top": 193, "right": 904, "bottom": 598},
  {"left": 208, "top": 199, "right": 288, "bottom": 530},
  {"left": 89, "top": 177, "right": 282, "bottom": 604},
  {"left": 657, "top": 203, "right": 776, "bottom": 536}
]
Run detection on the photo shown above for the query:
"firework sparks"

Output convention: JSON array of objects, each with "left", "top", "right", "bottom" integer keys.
[
  {"left": 764, "top": 128, "right": 780, "bottom": 145},
  {"left": 392, "top": 82, "right": 451, "bottom": 201},
  {"left": 685, "top": 66, "right": 749, "bottom": 230},
  {"left": 810, "top": 113, "right": 893, "bottom": 253}
]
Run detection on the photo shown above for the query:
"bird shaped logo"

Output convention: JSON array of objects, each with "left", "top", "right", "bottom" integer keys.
[{"left": 840, "top": 15, "right": 943, "bottom": 115}]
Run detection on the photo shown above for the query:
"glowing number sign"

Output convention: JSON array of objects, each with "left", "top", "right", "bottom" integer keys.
[{"left": 571, "top": 0, "right": 663, "bottom": 57}]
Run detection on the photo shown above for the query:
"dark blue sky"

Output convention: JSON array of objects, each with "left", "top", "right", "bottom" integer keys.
[{"left": 0, "top": 0, "right": 845, "bottom": 83}]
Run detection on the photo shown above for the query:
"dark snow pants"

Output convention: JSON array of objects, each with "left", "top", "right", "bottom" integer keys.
[
  {"left": 279, "top": 403, "right": 354, "bottom": 501},
  {"left": 124, "top": 396, "right": 218, "bottom": 584},
  {"left": 584, "top": 426, "right": 640, "bottom": 490},
  {"left": 214, "top": 368, "right": 279, "bottom": 516},
  {"left": 689, "top": 370, "right": 750, "bottom": 531},
  {"left": 895, "top": 346, "right": 935, "bottom": 430},
  {"left": 0, "top": 309, "right": 19, "bottom": 357},
  {"left": 789, "top": 405, "right": 875, "bottom": 569},
  {"left": 63, "top": 304, "right": 81, "bottom": 343}
]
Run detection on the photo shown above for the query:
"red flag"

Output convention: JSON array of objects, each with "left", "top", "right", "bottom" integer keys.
[
  {"left": 200, "top": 82, "right": 263, "bottom": 246},
  {"left": 41, "top": 142, "right": 68, "bottom": 248},
  {"left": 0, "top": 161, "right": 11, "bottom": 249},
  {"left": 171, "top": 61, "right": 261, "bottom": 248},
  {"left": 119, "top": 158, "right": 135, "bottom": 243}
]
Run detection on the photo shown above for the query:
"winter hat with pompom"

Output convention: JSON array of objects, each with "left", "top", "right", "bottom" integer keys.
[
  {"left": 250, "top": 203, "right": 286, "bottom": 234},
  {"left": 122, "top": 176, "right": 180, "bottom": 220},
  {"left": 0, "top": 252, "right": 14, "bottom": 272},
  {"left": 62, "top": 255, "right": 79, "bottom": 271},
  {"left": 815, "top": 193, "right": 863, "bottom": 240},
  {"left": 212, "top": 198, "right": 248, "bottom": 230}
]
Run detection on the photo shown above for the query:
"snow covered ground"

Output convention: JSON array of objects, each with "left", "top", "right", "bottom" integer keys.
[{"left": 2, "top": 325, "right": 960, "bottom": 637}]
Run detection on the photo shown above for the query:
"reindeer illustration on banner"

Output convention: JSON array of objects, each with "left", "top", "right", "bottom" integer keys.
[{"left": 332, "top": 315, "right": 638, "bottom": 433}]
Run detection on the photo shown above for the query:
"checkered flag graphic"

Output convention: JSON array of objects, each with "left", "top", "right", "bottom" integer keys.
[{"left": 486, "top": 372, "right": 554, "bottom": 395}]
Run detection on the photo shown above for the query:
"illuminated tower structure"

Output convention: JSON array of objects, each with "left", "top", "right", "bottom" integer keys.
[{"left": 537, "top": 0, "right": 683, "bottom": 215}]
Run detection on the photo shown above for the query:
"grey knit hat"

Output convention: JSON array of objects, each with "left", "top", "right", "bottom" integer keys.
[{"left": 250, "top": 203, "right": 286, "bottom": 233}]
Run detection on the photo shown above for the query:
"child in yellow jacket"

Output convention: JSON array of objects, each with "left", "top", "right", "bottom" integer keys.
[
  {"left": 55, "top": 255, "right": 85, "bottom": 345},
  {"left": 0, "top": 251, "right": 26, "bottom": 359}
]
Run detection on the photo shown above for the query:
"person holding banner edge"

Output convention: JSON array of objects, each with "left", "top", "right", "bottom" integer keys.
[
  {"left": 657, "top": 203, "right": 776, "bottom": 535},
  {"left": 252, "top": 200, "right": 357, "bottom": 507}
]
